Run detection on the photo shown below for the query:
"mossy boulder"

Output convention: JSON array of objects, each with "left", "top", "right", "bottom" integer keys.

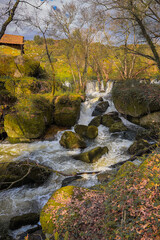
[
  {"left": 0, "top": 89, "right": 16, "bottom": 105},
  {"left": 60, "top": 131, "right": 86, "bottom": 149},
  {"left": 102, "top": 112, "right": 120, "bottom": 127},
  {"left": 92, "top": 101, "right": 109, "bottom": 116},
  {"left": 0, "top": 160, "right": 53, "bottom": 191},
  {"left": 53, "top": 95, "right": 82, "bottom": 127},
  {"left": 9, "top": 213, "right": 39, "bottom": 230},
  {"left": 40, "top": 186, "right": 106, "bottom": 239},
  {"left": 86, "top": 125, "right": 98, "bottom": 139},
  {"left": 74, "top": 124, "right": 88, "bottom": 137},
  {"left": 128, "top": 139, "right": 151, "bottom": 155},
  {"left": 112, "top": 80, "right": 160, "bottom": 117},
  {"left": 116, "top": 161, "right": 137, "bottom": 177},
  {"left": 109, "top": 121, "right": 128, "bottom": 133},
  {"left": 73, "top": 146, "right": 108, "bottom": 163},
  {"left": 4, "top": 96, "right": 53, "bottom": 142},
  {"left": 74, "top": 124, "right": 98, "bottom": 139},
  {"left": 88, "top": 116, "right": 101, "bottom": 127}
]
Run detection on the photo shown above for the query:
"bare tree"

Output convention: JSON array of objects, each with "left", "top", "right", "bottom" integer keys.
[
  {"left": 85, "top": 0, "right": 160, "bottom": 71},
  {"left": 0, "top": 0, "right": 46, "bottom": 39}
]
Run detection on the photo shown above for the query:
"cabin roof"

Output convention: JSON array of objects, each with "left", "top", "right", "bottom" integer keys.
[{"left": 0, "top": 34, "right": 24, "bottom": 45}]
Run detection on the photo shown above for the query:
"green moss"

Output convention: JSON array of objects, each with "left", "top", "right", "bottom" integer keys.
[
  {"left": 88, "top": 116, "right": 101, "bottom": 127},
  {"left": 60, "top": 131, "right": 86, "bottom": 149},
  {"left": 109, "top": 121, "right": 128, "bottom": 132}
]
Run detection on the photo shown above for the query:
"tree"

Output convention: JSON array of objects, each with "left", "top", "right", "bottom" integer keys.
[
  {"left": 86, "top": 0, "right": 160, "bottom": 71},
  {"left": 0, "top": 0, "right": 46, "bottom": 39}
]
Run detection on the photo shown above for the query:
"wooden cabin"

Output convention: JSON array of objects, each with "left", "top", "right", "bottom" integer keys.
[{"left": 0, "top": 34, "right": 24, "bottom": 55}]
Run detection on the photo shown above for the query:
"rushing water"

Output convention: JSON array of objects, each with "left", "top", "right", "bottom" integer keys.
[{"left": 0, "top": 80, "right": 137, "bottom": 238}]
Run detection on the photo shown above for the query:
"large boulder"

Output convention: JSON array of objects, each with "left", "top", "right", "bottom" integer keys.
[
  {"left": 40, "top": 186, "right": 106, "bottom": 239},
  {"left": 73, "top": 146, "right": 108, "bottom": 163},
  {"left": 139, "top": 111, "right": 160, "bottom": 128},
  {"left": 0, "top": 160, "right": 53, "bottom": 191},
  {"left": 74, "top": 124, "right": 98, "bottom": 139},
  {"left": 4, "top": 96, "right": 53, "bottom": 142},
  {"left": 112, "top": 80, "right": 160, "bottom": 117},
  {"left": 60, "top": 131, "right": 86, "bottom": 149},
  {"left": 92, "top": 101, "right": 109, "bottom": 116},
  {"left": 53, "top": 95, "right": 82, "bottom": 127}
]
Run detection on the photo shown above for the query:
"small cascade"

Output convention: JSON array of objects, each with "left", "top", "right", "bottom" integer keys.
[{"left": 0, "top": 79, "right": 140, "bottom": 239}]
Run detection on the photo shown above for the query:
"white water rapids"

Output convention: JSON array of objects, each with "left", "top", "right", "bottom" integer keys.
[{"left": 0, "top": 80, "right": 138, "bottom": 238}]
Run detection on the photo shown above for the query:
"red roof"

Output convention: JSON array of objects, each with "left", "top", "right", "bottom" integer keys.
[{"left": 0, "top": 34, "right": 24, "bottom": 45}]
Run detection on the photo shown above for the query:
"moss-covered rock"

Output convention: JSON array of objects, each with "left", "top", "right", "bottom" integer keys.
[
  {"left": 102, "top": 112, "right": 120, "bottom": 127},
  {"left": 139, "top": 111, "right": 160, "bottom": 128},
  {"left": 86, "top": 125, "right": 98, "bottom": 139},
  {"left": 53, "top": 95, "right": 81, "bottom": 127},
  {"left": 74, "top": 124, "right": 98, "bottom": 139},
  {"left": 109, "top": 121, "right": 128, "bottom": 133},
  {"left": 136, "top": 128, "right": 159, "bottom": 141},
  {"left": 0, "top": 160, "right": 53, "bottom": 191},
  {"left": 0, "top": 89, "right": 16, "bottom": 105},
  {"left": 40, "top": 186, "right": 106, "bottom": 239},
  {"left": 60, "top": 131, "right": 86, "bottom": 149},
  {"left": 74, "top": 124, "right": 88, "bottom": 137},
  {"left": 128, "top": 139, "right": 151, "bottom": 155},
  {"left": 9, "top": 213, "right": 39, "bottom": 230},
  {"left": 73, "top": 146, "right": 108, "bottom": 163},
  {"left": 4, "top": 96, "right": 53, "bottom": 142},
  {"left": 112, "top": 80, "right": 160, "bottom": 117},
  {"left": 92, "top": 101, "right": 109, "bottom": 116},
  {"left": 88, "top": 116, "right": 101, "bottom": 127}
]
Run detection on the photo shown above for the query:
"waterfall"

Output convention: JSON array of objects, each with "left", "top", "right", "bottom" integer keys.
[{"left": 0, "top": 82, "right": 137, "bottom": 238}]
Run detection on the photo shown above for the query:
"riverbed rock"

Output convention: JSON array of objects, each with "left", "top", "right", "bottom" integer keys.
[
  {"left": 139, "top": 111, "right": 160, "bottom": 128},
  {"left": 60, "top": 131, "right": 86, "bottom": 149},
  {"left": 92, "top": 101, "right": 109, "bottom": 116},
  {"left": 4, "top": 96, "right": 53, "bottom": 142},
  {"left": 74, "top": 124, "right": 98, "bottom": 139},
  {"left": 0, "top": 160, "right": 53, "bottom": 191},
  {"left": 9, "top": 213, "right": 39, "bottom": 230},
  {"left": 112, "top": 80, "right": 160, "bottom": 117},
  {"left": 102, "top": 112, "right": 120, "bottom": 127},
  {"left": 86, "top": 125, "right": 98, "bottom": 139},
  {"left": 128, "top": 139, "right": 151, "bottom": 155},
  {"left": 74, "top": 124, "right": 88, "bottom": 137},
  {"left": 73, "top": 146, "right": 108, "bottom": 163},
  {"left": 53, "top": 95, "right": 82, "bottom": 127},
  {"left": 109, "top": 121, "right": 128, "bottom": 133},
  {"left": 88, "top": 116, "right": 102, "bottom": 127},
  {"left": 40, "top": 186, "right": 107, "bottom": 239}
]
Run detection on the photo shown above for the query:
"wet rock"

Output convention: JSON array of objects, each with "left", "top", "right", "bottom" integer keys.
[
  {"left": 74, "top": 124, "right": 98, "bottom": 139},
  {"left": 109, "top": 121, "right": 128, "bottom": 133},
  {"left": 128, "top": 139, "right": 151, "bottom": 155},
  {"left": 73, "top": 146, "right": 108, "bottom": 163},
  {"left": 60, "top": 131, "right": 86, "bottom": 149},
  {"left": 9, "top": 213, "right": 39, "bottom": 230},
  {"left": 62, "top": 176, "right": 82, "bottom": 187},
  {"left": 53, "top": 95, "right": 82, "bottom": 127},
  {"left": 102, "top": 112, "right": 120, "bottom": 127},
  {"left": 0, "top": 160, "right": 53, "bottom": 191},
  {"left": 92, "top": 101, "right": 109, "bottom": 116},
  {"left": 98, "top": 97, "right": 103, "bottom": 101},
  {"left": 43, "top": 125, "right": 68, "bottom": 141},
  {"left": 74, "top": 124, "right": 88, "bottom": 138},
  {"left": 86, "top": 125, "right": 98, "bottom": 139},
  {"left": 88, "top": 116, "right": 102, "bottom": 127}
]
